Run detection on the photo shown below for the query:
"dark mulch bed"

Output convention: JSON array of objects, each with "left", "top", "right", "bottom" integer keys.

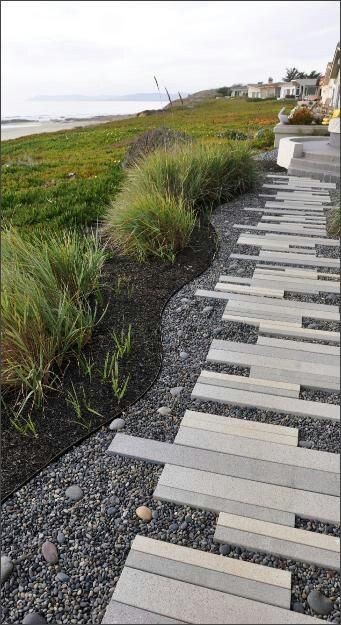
[{"left": 2, "top": 224, "right": 216, "bottom": 500}]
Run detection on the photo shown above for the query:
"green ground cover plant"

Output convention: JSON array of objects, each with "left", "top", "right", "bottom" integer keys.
[{"left": 1, "top": 97, "right": 287, "bottom": 231}]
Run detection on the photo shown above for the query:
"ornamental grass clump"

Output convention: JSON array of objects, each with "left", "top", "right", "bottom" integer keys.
[
  {"left": 1, "top": 228, "right": 106, "bottom": 410},
  {"left": 104, "top": 191, "right": 195, "bottom": 262},
  {"left": 104, "top": 141, "right": 258, "bottom": 260}
]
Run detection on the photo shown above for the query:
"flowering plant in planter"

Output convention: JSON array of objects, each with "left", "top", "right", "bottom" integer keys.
[{"left": 288, "top": 105, "right": 314, "bottom": 125}]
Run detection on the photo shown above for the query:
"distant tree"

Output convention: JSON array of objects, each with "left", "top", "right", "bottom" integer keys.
[
  {"left": 306, "top": 70, "right": 322, "bottom": 80},
  {"left": 283, "top": 67, "right": 300, "bottom": 82}
]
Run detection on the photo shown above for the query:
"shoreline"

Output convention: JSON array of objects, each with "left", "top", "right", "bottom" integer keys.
[{"left": 1, "top": 113, "right": 136, "bottom": 141}]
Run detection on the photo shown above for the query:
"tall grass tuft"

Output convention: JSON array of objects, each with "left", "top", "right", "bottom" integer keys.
[
  {"left": 1, "top": 228, "right": 106, "bottom": 410},
  {"left": 104, "top": 141, "right": 258, "bottom": 260},
  {"left": 104, "top": 191, "right": 195, "bottom": 262}
]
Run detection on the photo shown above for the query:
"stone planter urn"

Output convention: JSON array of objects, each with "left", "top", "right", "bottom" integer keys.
[{"left": 278, "top": 107, "right": 289, "bottom": 124}]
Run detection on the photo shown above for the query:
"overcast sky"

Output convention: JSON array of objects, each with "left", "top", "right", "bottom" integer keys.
[{"left": 2, "top": 0, "right": 340, "bottom": 103}]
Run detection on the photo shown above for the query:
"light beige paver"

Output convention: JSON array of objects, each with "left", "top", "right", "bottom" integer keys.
[{"left": 113, "top": 568, "right": 325, "bottom": 624}]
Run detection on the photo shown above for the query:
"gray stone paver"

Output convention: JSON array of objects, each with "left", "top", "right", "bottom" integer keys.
[
  {"left": 112, "top": 568, "right": 325, "bottom": 624},
  {"left": 153, "top": 484, "right": 296, "bottom": 526},
  {"left": 158, "top": 464, "right": 340, "bottom": 523},
  {"left": 215, "top": 514, "right": 340, "bottom": 571},
  {"left": 191, "top": 381, "right": 340, "bottom": 421},
  {"left": 126, "top": 546, "right": 291, "bottom": 608}
]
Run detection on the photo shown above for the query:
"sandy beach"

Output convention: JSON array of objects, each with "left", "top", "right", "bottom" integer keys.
[{"left": 1, "top": 114, "right": 134, "bottom": 141}]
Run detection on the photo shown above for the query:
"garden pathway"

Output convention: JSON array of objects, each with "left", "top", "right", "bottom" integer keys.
[{"left": 102, "top": 174, "right": 340, "bottom": 624}]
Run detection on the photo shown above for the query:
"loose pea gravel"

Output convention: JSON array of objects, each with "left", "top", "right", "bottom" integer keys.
[{"left": 2, "top": 157, "right": 340, "bottom": 624}]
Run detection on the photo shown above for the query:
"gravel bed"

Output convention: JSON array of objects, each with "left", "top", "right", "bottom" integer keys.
[{"left": 2, "top": 162, "right": 340, "bottom": 624}]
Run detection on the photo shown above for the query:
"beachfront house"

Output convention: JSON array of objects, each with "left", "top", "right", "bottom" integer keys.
[
  {"left": 321, "top": 42, "right": 340, "bottom": 108},
  {"left": 279, "top": 78, "right": 320, "bottom": 101},
  {"left": 247, "top": 78, "right": 284, "bottom": 99}
]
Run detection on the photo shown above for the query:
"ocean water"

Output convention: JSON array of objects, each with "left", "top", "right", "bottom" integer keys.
[{"left": 1, "top": 99, "right": 166, "bottom": 123}]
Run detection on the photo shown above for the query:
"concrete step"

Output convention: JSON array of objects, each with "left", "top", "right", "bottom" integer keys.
[
  {"left": 304, "top": 150, "right": 340, "bottom": 164},
  {"left": 288, "top": 167, "right": 340, "bottom": 183}
]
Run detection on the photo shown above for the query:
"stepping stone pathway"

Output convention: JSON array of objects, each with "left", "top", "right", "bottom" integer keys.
[{"left": 102, "top": 176, "right": 340, "bottom": 624}]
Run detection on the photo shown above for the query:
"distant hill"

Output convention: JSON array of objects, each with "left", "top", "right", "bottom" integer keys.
[{"left": 31, "top": 93, "right": 176, "bottom": 102}]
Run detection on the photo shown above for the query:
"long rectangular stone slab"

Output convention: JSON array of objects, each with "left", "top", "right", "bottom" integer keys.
[
  {"left": 261, "top": 216, "right": 326, "bottom": 224},
  {"left": 261, "top": 235, "right": 339, "bottom": 247},
  {"left": 272, "top": 193, "right": 330, "bottom": 202},
  {"left": 261, "top": 196, "right": 329, "bottom": 206},
  {"left": 238, "top": 238, "right": 316, "bottom": 252},
  {"left": 259, "top": 322, "right": 340, "bottom": 345},
  {"left": 175, "top": 424, "right": 339, "bottom": 480},
  {"left": 259, "top": 251, "right": 339, "bottom": 268},
  {"left": 113, "top": 568, "right": 325, "bottom": 624},
  {"left": 223, "top": 310, "right": 302, "bottom": 325},
  {"left": 221, "top": 297, "right": 339, "bottom": 321},
  {"left": 127, "top": 537, "right": 291, "bottom": 608},
  {"left": 158, "top": 464, "right": 340, "bottom": 523},
  {"left": 182, "top": 410, "right": 299, "bottom": 445},
  {"left": 251, "top": 278, "right": 320, "bottom": 295},
  {"left": 211, "top": 339, "right": 340, "bottom": 369},
  {"left": 252, "top": 275, "right": 340, "bottom": 294},
  {"left": 231, "top": 253, "right": 338, "bottom": 269},
  {"left": 215, "top": 513, "right": 340, "bottom": 571},
  {"left": 109, "top": 434, "right": 308, "bottom": 487},
  {"left": 154, "top": 483, "right": 295, "bottom": 526},
  {"left": 257, "top": 336, "right": 340, "bottom": 356},
  {"left": 245, "top": 208, "right": 326, "bottom": 215},
  {"left": 266, "top": 175, "right": 336, "bottom": 189},
  {"left": 132, "top": 536, "right": 291, "bottom": 589},
  {"left": 264, "top": 192, "right": 330, "bottom": 202},
  {"left": 256, "top": 264, "right": 340, "bottom": 279},
  {"left": 218, "top": 275, "right": 252, "bottom": 285},
  {"left": 102, "top": 601, "right": 184, "bottom": 624},
  {"left": 191, "top": 382, "right": 340, "bottom": 422},
  {"left": 263, "top": 184, "right": 329, "bottom": 194},
  {"left": 198, "top": 369, "right": 299, "bottom": 398},
  {"left": 207, "top": 349, "right": 339, "bottom": 391},
  {"left": 197, "top": 288, "right": 339, "bottom": 320},
  {"left": 250, "top": 364, "right": 339, "bottom": 393},
  {"left": 233, "top": 225, "right": 327, "bottom": 237},
  {"left": 222, "top": 292, "right": 339, "bottom": 313},
  {"left": 265, "top": 202, "right": 329, "bottom": 211},
  {"left": 215, "top": 282, "right": 284, "bottom": 298},
  {"left": 109, "top": 432, "right": 334, "bottom": 494},
  {"left": 242, "top": 235, "right": 319, "bottom": 246}
]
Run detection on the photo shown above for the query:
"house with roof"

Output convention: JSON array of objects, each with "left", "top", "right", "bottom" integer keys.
[
  {"left": 279, "top": 78, "right": 320, "bottom": 101},
  {"left": 247, "top": 78, "right": 284, "bottom": 99},
  {"left": 321, "top": 42, "right": 340, "bottom": 108}
]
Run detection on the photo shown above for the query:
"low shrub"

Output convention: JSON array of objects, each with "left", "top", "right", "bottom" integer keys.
[
  {"left": 104, "top": 142, "right": 258, "bottom": 260},
  {"left": 1, "top": 229, "right": 106, "bottom": 410},
  {"left": 218, "top": 129, "right": 248, "bottom": 140},
  {"left": 251, "top": 127, "right": 275, "bottom": 149},
  {"left": 122, "top": 126, "right": 192, "bottom": 168}
]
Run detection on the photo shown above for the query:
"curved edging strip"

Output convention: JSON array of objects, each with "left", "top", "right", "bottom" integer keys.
[{"left": 2, "top": 227, "right": 220, "bottom": 505}]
